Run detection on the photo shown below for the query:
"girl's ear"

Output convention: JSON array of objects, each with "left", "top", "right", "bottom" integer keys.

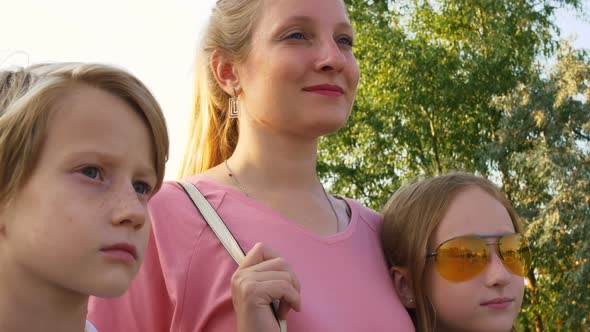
[
  {"left": 210, "top": 49, "right": 241, "bottom": 96},
  {"left": 0, "top": 200, "right": 15, "bottom": 237},
  {"left": 0, "top": 215, "right": 7, "bottom": 238},
  {"left": 390, "top": 266, "right": 416, "bottom": 309}
]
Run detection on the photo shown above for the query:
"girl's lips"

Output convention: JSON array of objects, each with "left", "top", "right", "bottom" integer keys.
[
  {"left": 480, "top": 297, "right": 514, "bottom": 309},
  {"left": 100, "top": 243, "right": 138, "bottom": 263}
]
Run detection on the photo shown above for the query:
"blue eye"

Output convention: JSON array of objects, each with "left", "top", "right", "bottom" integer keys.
[
  {"left": 133, "top": 182, "right": 151, "bottom": 195},
  {"left": 337, "top": 36, "right": 354, "bottom": 47},
  {"left": 81, "top": 166, "right": 100, "bottom": 179},
  {"left": 286, "top": 32, "right": 307, "bottom": 40}
]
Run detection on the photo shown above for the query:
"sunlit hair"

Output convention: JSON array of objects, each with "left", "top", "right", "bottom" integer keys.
[
  {"left": 0, "top": 62, "right": 169, "bottom": 206},
  {"left": 380, "top": 172, "right": 523, "bottom": 332},
  {"left": 179, "top": 0, "right": 262, "bottom": 177}
]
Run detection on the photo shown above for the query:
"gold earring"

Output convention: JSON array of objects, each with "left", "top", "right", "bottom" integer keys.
[{"left": 229, "top": 88, "right": 239, "bottom": 118}]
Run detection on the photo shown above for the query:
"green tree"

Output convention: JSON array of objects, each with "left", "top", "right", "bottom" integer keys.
[
  {"left": 490, "top": 43, "right": 589, "bottom": 330},
  {"left": 323, "top": 0, "right": 583, "bottom": 208},
  {"left": 320, "top": 1, "right": 588, "bottom": 330}
]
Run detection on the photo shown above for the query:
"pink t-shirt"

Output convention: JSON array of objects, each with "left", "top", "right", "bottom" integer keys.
[{"left": 88, "top": 175, "right": 414, "bottom": 331}]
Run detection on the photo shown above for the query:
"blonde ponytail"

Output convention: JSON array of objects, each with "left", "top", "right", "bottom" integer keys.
[{"left": 178, "top": 0, "right": 261, "bottom": 177}]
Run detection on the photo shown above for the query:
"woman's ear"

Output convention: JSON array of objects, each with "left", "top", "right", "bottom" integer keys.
[
  {"left": 390, "top": 266, "right": 416, "bottom": 309},
  {"left": 210, "top": 49, "right": 240, "bottom": 96}
]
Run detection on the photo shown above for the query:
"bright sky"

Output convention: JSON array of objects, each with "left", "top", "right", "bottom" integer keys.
[
  {"left": 1, "top": 0, "right": 589, "bottom": 179},
  {"left": 1, "top": 0, "right": 216, "bottom": 179}
]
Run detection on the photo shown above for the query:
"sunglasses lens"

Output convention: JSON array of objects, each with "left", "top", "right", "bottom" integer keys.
[
  {"left": 435, "top": 237, "right": 489, "bottom": 282},
  {"left": 499, "top": 233, "right": 532, "bottom": 276}
]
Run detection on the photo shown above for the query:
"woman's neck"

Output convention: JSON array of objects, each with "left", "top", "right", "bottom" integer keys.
[
  {"left": 230, "top": 128, "right": 322, "bottom": 191},
  {"left": 0, "top": 263, "right": 88, "bottom": 332}
]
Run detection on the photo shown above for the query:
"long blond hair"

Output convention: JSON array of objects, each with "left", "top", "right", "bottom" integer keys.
[
  {"left": 380, "top": 172, "right": 523, "bottom": 332},
  {"left": 179, "top": 0, "right": 261, "bottom": 177},
  {"left": 0, "top": 62, "right": 169, "bottom": 206}
]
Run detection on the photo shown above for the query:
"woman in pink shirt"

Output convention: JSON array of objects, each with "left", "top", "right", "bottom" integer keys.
[{"left": 88, "top": 0, "right": 414, "bottom": 331}]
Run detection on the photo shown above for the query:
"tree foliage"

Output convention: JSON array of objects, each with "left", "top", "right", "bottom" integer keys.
[
  {"left": 490, "top": 43, "right": 589, "bottom": 329},
  {"left": 320, "top": 1, "right": 589, "bottom": 329}
]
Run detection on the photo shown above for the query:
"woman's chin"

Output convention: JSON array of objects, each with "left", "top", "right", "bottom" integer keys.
[{"left": 305, "top": 116, "right": 350, "bottom": 137}]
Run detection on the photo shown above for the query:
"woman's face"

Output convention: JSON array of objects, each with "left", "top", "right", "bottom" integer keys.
[{"left": 236, "top": 0, "right": 359, "bottom": 139}]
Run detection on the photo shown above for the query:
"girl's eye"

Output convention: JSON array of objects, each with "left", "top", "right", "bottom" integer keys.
[
  {"left": 133, "top": 182, "right": 151, "bottom": 195},
  {"left": 80, "top": 166, "right": 101, "bottom": 180},
  {"left": 337, "top": 36, "right": 354, "bottom": 47},
  {"left": 285, "top": 32, "right": 307, "bottom": 40}
]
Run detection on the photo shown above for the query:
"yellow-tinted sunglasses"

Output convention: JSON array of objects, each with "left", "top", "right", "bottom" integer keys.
[{"left": 426, "top": 233, "right": 532, "bottom": 282}]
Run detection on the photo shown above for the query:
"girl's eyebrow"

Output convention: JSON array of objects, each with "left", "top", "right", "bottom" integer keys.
[
  {"left": 63, "top": 150, "right": 157, "bottom": 180},
  {"left": 63, "top": 150, "right": 117, "bottom": 165}
]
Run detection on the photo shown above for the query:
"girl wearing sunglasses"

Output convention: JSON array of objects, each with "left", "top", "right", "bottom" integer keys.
[{"left": 381, "top": 172, "right": 532, "bottom": 332}]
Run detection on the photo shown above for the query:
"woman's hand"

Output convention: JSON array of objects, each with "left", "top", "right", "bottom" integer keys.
[{"left": 232, "top": 243, "right": 301, "bottom": 332}]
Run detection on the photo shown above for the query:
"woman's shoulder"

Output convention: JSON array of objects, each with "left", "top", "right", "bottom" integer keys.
[
  {"left": 147, "top": 175, "right": 235, "bottom": 244},
  {"left": 151, "top": 174, "right": 227, "bottom": 206},
  {"left": 340, "top": 196, "right": 383, "bottom": 232}
]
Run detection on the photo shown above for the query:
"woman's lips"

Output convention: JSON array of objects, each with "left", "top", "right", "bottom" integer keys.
[{"left": 302, "top": 84, "right": 344, "bottom": 96}]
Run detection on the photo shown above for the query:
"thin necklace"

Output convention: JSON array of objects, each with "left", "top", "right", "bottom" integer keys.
[
  {"left": 224, "top": 159, "right": 341, "bottom": 232},
  {"left": 225, "top": 159, "right": 251, "bottom": 197}
]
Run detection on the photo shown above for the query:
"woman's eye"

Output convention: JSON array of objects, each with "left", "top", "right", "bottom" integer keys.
[
  {"left": 80, "top": 166, "right": 101, "bottom": 179},
  {"left": 337, "top": 36, "right": 354, "bottom": 47},
  {"left": 285, "top": 32, "right": 307, "bottom": 40},
  {"left": 133, "top": 182, "right": 151, "bottom": 195}
]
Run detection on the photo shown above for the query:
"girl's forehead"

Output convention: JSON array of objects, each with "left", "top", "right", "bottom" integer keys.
[{"left": 430, "top": 188, "right": 515, "bottom": 248}]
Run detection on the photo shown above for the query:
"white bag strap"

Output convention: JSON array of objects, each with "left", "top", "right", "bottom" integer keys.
[
  {"left": 178, "top": 180, "right": 245, "bottom": 265},
  {"left": 177, "top": 181, "right": 287, "bottom": 332}
]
